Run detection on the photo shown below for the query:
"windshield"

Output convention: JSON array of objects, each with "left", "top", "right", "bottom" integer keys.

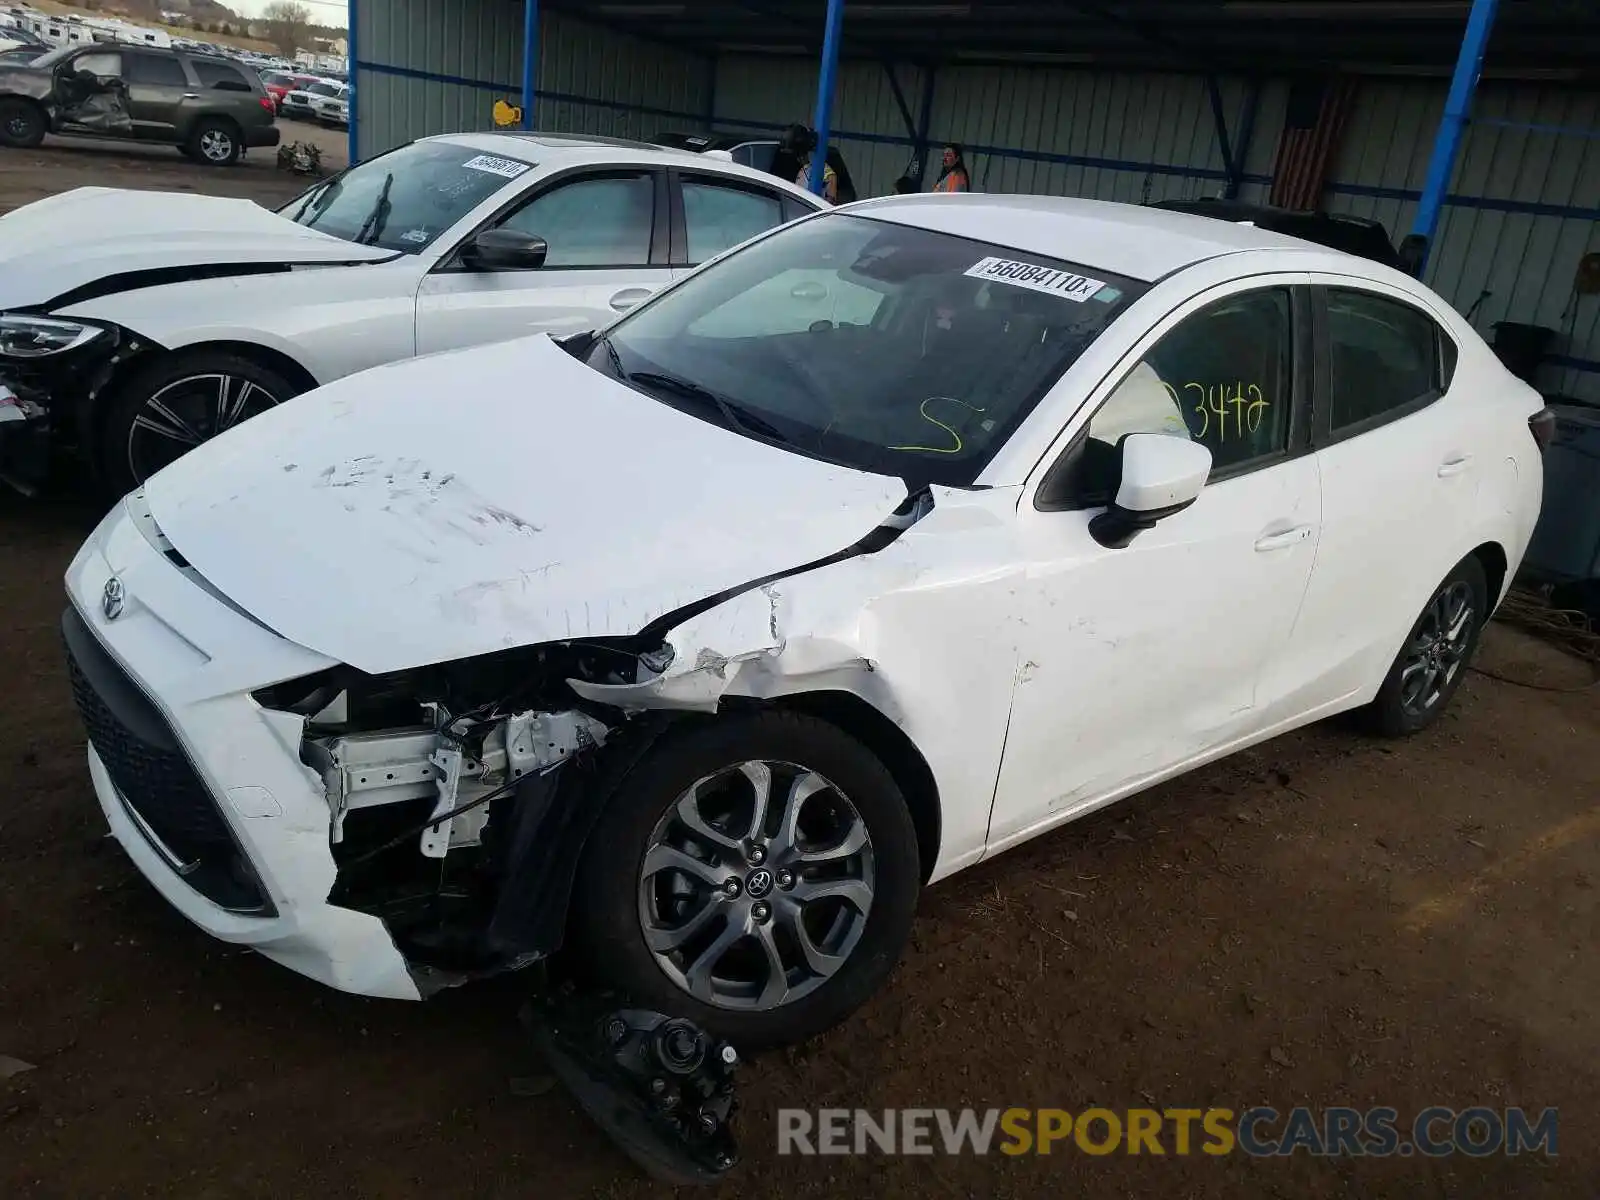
[
  {"left": 278, "top": 141, "right": 533, "bottom": 255},
  {"left": 308, "top": 81, "right": 340, "bottom": 96},
  {"left": 590, "top": 213, "right": 1147, "bottom": 487}
]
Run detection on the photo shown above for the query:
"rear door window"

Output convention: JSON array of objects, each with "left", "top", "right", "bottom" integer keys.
[
  {"left": 1324, "top": 289, "right": 1442, "bottom": 435},
  {"left": 680, "top": 177, "right": 785, "bottom": 264}
]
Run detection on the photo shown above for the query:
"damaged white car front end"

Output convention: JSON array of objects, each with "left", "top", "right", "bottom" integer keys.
[{"left": 62, "top": 325, "right": 948, "bottom": 1011}]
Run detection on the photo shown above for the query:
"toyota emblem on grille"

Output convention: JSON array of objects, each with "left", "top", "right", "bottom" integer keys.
[{"left": 101, "top": 575, "right": 126, "bottom": 621}]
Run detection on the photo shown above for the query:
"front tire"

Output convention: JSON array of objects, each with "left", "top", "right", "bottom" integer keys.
[
  {"left": 0, "top": 97, "right": 47, "bottom": 149},
  {"left": 97, "top": 350, "right": 300, "bottom": 496},
  {"left": 571, "top": 711, "right": 921, "bottom": 1050},
  {"left": 1363, "top": 555, "right": 1488, "bottom": 737}
]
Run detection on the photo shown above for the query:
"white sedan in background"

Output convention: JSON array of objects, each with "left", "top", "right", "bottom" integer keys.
[
  {"left": 0, "top": 131, "right": 826, "bottom": 494},
  {"left": 62, "top": 196, "right": 1548, "bottom": 1048}
]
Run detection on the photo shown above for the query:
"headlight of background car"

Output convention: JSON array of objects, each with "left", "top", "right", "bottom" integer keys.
[{"left": 0, "top": 315, "right": 107, "bottom": 359}]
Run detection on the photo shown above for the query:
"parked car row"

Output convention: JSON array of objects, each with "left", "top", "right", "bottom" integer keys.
[{"left": 4, "top": 130, "right": 1552, "bottom": 1051}]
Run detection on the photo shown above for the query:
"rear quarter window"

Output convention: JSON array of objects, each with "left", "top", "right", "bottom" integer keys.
[{"left": 194, "top": 59, "right": 253, "bottom": 90}]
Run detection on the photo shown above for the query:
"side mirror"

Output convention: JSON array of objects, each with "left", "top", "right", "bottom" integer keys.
[
  {"left": 461, "top": 228, "right": 548, "bottom": 271},
  {"left": 1088, "top": 433, "right": 1212, "bottom": 549}
]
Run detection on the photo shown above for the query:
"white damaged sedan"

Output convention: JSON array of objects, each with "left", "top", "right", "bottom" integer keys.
[{"left": 64, "top": 195, "right": 1549, "bottom": 1047}]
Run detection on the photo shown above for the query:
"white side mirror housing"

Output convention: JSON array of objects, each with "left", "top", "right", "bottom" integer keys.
[
  {"left": 1115, "top": 432, "right": 1212, "bottom": 513},
  {"left": 1091, "top": 432, "right": 1212, "bottom": 548}
]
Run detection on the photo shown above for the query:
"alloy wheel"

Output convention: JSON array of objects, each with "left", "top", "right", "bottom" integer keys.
[
  {"left": 1399, "top": 580, "right": 1476, "bottom": 717},
  {"left": 199, "top": 129, "right": 234, "bottom": 162},
  {"left": 126, "top": 373, "right": 279, "bottom": 483},
  {"left": 638, "top": 759, "right": 875, "bottom": 1011}
]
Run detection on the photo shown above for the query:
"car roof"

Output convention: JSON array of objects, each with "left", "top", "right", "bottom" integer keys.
[
  {"left": 1147, "top": 197, "right": 1402, "bottom": 267},
  {"left": 842, "top": 193, "right": 1321, "bottom": 283},
  {"left": 429, "top": 130, "right": 825, "bottom": 202}
]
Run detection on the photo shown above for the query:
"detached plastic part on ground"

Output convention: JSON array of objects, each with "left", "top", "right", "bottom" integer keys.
[{"left": 522, "top": 986, "right": 740, "bottom": 1185}]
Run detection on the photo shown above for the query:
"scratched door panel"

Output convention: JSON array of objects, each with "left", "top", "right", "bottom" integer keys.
[{"left": 988, "top": 274, "right": 1321, "bottom": 848}]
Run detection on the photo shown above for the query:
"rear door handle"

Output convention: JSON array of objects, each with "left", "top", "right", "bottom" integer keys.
[
  {"left": 181, "top": 93, "right": 199, "bottom": 100},
  {"left": 609, "top": 288, "right": 654, "bottom": 313},
  {"left": 1254, "top": 524, "right": 1312, "bottom": 552},
  {"left": 1438, "top": 454, "right": 1474, "bottom": 478}
]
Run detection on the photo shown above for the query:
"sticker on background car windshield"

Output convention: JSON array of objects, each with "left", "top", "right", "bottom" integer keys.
[
  {"left": 964, "top": 257, "right": 1106, "bottom": 303},
  {"left": 461, "top": 154, "right": 531, "bottom": 179}
]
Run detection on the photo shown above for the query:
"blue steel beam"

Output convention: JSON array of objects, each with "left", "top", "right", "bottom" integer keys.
[
  {"left": 1411, "top": 0, "right": 1500, "bottom": 267},
  {"left": 808, "top": 0, "right": 846, "bottom": 197},
  {"left": 522, "top": 0, "right": 539, "bottom": 130},
  {"left": 347, "top": 0, "right": 358, "bottom": 163}
]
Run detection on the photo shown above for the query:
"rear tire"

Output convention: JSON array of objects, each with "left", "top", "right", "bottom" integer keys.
[
  {"left": 570, "top": 710, "right": 922, "bottom": 1050},
  {"left": 96, "top": 349, "right": 301, "bottom": 497},
  {"left": 1362, "top": 555, "right": 1488, "bottom": 737},
  {"left": 188, "top": 118, "right": 241, "bottom": 166},
  {"left": 0, "top": 97, "right": 47, "bottom": 149}
]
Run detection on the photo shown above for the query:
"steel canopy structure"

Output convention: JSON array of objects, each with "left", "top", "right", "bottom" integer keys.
[{"left": 345, "top": 0, "right": 1600, "bottom": 397}]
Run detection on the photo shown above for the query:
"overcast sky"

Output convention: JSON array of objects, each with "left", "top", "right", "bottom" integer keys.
[{"left": 227, "top": 0, "right": 350, "bottom": 25}]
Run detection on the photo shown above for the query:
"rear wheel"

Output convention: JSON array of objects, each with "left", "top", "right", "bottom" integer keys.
[
  {"left": 188, "top": 118, "right": 240, "bottom": 166},
  {"left": 97, "top": 350, "right": 300, "bottom": 496},
  {"left": 0, "top": 97, "right": 46, "bottom": 149},
  {"left": 571, "top": 711, "right": 921, "bottom": 1050},
  {"left": 1363, "top": 555, "right": 1488, "bottom": 736}
]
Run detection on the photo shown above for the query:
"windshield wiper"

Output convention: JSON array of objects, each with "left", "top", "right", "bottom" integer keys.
[
  {"left": 626, "top": 370, "right": 794, "bottom": 446},
  {"left": 353, "top": 172, "right": 394, "bottom": 246}
]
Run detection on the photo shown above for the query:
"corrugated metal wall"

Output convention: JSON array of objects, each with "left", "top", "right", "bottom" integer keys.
[
  {"left": 711, "top": 58, "right": 1600, "bottom": 401},
  {"left": 1322, "top": 80, "right": 1600, "bottom": 402},
  {"left": 354, "top": 0, "right": 708, "bottom": 160},
  {"left": 350, "top": 4, "right": 1598, "bottom": 401}
]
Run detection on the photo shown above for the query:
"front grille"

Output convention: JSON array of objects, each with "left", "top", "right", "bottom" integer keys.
[{"left": 62, "top": 605, "right": 273, "bottom": 915}]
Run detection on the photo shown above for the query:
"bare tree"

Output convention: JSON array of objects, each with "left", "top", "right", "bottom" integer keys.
[{"left": 263, "top": 0, "right": 312, "bottom": 55}]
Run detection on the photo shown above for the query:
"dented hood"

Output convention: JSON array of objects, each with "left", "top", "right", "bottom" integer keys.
[
  {"left": 142, "top": 334, "right": 907, "bottom": 674},
  {"left": 0, "top": 187, "right": 394, "bottom": 309}
]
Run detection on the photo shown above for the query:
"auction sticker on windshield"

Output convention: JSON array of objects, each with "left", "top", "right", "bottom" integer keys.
[
  {"left": 461, "top": 154, "right": 531, "bottom": 179},
  {"left": 965, "top": 257, "right": 1106, "bottom": 303}
]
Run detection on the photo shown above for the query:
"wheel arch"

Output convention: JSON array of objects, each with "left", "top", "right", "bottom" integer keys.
[
  {"left": 762, "top": 690, "right": 942, "bottom": 884},
  {"left": 96, "top": 337, "right": 320, "bottom": 419},
  {"left": 1470, "top": 539, "right": 1509, "bottom": 612},
  {"left": 189, "top": 110, "right": 243, "bottom": 139},
  {"left": 80, "top": 338, "right": 320, "bottom": 477}
]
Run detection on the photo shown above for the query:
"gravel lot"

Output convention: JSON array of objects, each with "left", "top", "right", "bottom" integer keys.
[{"left": 1, "top": 136, "right": 1596, "bottom": 1199}]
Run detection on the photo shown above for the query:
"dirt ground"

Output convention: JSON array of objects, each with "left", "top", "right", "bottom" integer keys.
[{"left": 1, "top": 140, "right": 1597, "bottom": 1199}]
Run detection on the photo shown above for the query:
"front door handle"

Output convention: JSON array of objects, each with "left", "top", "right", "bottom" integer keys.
[
  {"left": 609, "top": 288, "right": 653, "bottom": 313},
  {"left": 1254, "top": 524, "right": 1312, "bottom": 552},
  {"left": 181, "top": 93, "right": 199, "bottom": 100},
  {"left": 1438, "top": 454, "right": 1474, "bottom": 478}
]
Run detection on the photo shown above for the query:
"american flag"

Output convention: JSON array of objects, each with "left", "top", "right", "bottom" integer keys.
[{"left": 1269, "top": 76, "right": 1358, "bottom": 211}]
